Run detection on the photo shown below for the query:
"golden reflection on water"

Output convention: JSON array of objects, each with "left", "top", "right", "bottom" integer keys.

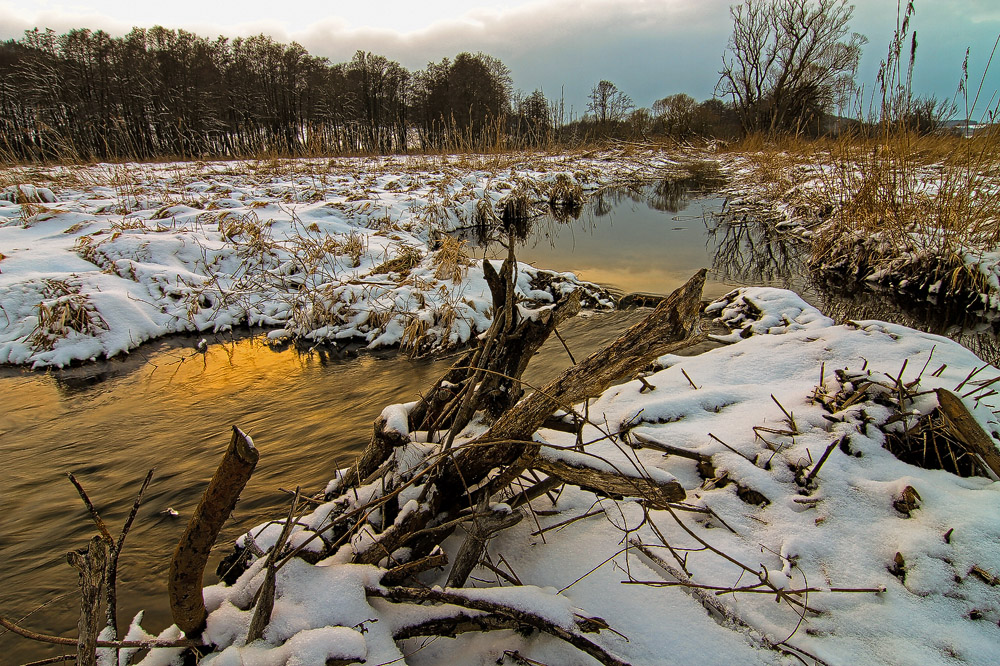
[
  {"left": 0, "top": 333, "right": 452, "bottom": 664},
  {"left": 0, "top": 309, "right": 654, "bottom": 664}
]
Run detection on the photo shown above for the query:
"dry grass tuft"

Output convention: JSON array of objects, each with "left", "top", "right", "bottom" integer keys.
[
  {"left": 548, "top": 173, "right": 584, "bottom": 208},
  {"left": 432, "top": 236, "right": 472, "bottom": 282},
  {"left": 401, "top": 315, "right": 429, "bottom": 355},
  {"left": 341, "top": 231, "right": 367, "bottom": 268},
  {"left": 29, "top": 279, "right": 108, "bottom": 350},
  {"left": 372, "top": 243, "right": 423, "bottom": 276}
]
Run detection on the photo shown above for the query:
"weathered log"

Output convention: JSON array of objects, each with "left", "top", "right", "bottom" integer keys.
[
  {"left": 631, "top": 432, "right": 712, "bottom": 463},
  {"left": 936, "top": 388, "right": 1000, "bottom": 479},
  {"left": 446, "top": 505, "right": 524, "bottom": 587},
  {"left": 533, "top": 456, "right": 685, "bottom": 502},
  {"left": 353, "top": 495, "right": 441, "bottom": 566},
  {"left": 368, "top": 585, "right": 629, "bottom": 666},
  {"left": 247, "top": 489, "right": 300, "bottom": 643},
  {"left": 443, "top": 269, "right": 707, "bottom": 492},
  {"left": 381, "top": 551, "right": 449, "bottom": 586},
  {"left": 66, "top": 536, "right": 108, "bottom": 666},
  {"left": 328, "top": 415, "right": 410, "bottom": 497},
  {"left": 169, "top": 426, "right": 258, "bottom": 639}
]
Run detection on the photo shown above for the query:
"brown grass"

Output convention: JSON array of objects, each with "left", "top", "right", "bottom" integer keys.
[
  {"left": 372, "top": 243, "right": 423, "bottom": 276},
  {"left": 807, "top": 128, "right": 1000, "bottom": 301},
  {"left": 29, "top": 279, "right": 108, "bottom": 350},
  {"left": 432, "top": 236, "right": 472, "bottom": 282}
]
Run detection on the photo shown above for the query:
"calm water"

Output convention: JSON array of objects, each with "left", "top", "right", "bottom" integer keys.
[{"left": 3, "top": 182, "right": 998, "bottom": 663}]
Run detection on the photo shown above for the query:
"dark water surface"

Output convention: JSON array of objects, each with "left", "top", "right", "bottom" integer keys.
[{"left": 3, "top": 182, "right": 998, "bottom": 663}]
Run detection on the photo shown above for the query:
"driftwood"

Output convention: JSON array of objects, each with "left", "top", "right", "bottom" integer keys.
[
  {"left": 320, "top": 270, "right": 705, "bottom": 576},
  {"left": 66, "top": 536, "right": 108, "bottom": 666},
  {"left": 936, "top": 388, "right": 1000, "bottom": 479},
  {"left": 206, "top": 267, "right": 707, "bottom": 665},
  {"left": 533, "top": 456, "right": 685, "bottom": 502},
  {"left": 630, "top": 540, "right": 833, "bottom": 666},
  {"left": 446, "top": 503, "right": 524, "bottom": 588},
  {"left": 368, "top": 585, "right": 629, "bottom": 666},
  {"left": 67, "top": 468, "right": 153, "bottom": 641},
  {"left": 169, "top": 426, "right": 258, "bottom": 638},
  {"left": 438, "top": 268, "right": 706, "bottom": 497},
  {"left": 246, "top": 489, "right": 300, "bottom": 643},
  {"left": 630, "top": 431, "right": 712, "bottom": 463},
  {"left": 0, "top": 615, "right": 199, "bottom": 650}
]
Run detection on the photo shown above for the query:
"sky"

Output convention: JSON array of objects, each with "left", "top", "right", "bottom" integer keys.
[{"left": 2, "top": 0, "right": 999, "bottom": 119}]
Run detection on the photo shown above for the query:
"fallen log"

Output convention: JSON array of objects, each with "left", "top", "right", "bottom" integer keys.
[
  {"left": 936, "top": 388, "right": 1000, "bottom": 479},
  {"left": 533, "top": 456, "right": 685, "bottom": 502},
  {"left": 169, "top": 426, "right": 258, "bottom": 638},
  {"left": 369, "top": 585, "right": 629, "bottom": 666}
]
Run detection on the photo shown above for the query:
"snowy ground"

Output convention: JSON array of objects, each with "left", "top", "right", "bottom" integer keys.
[
  {"left": 119, "top": 287, "right": 1000, "bottom": 666},
  {"left": 0, "top": 151, "right": 704, "bottom": 368}
]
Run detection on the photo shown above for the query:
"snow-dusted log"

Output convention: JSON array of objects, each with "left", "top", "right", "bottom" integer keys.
[
  {"left": 446, "top": 503, "right": 524, "bottom": 588},
  {"left": 369, "top": 585, "right": 629, "bottom": 666},
  {"left": 440, "top": 268, "right": 707, "bottom": 493},
  {"left": 169, "top": 427, "right": 258, "bottom": 638},
  {"left": 533, "top": 456, "right": 685, "bottom": 502},
  {"left": 936, "top": 388, "right": 1000, "bottom": 479}
]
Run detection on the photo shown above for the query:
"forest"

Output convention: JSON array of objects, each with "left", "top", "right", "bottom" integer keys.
[{"left": 0, "top": 26, "right": 743, "bottom": 162}]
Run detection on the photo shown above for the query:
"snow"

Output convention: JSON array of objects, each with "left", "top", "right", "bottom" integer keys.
[
  {"left": 8, "top": 152, "right": 999, "bottom": 664},
  {"left": 0, "top": 154, "right": 635, "bottom": 368},
  {"left": 154, "top": 286, "right": 1000, "bottom": 666}
]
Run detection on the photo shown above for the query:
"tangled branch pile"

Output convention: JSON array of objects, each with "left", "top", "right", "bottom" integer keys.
[{"left": 163, "top": 263, "right": 707, "bottom": 665}]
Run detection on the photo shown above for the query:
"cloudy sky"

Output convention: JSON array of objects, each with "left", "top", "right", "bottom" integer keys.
[{"left": 2, "top": 0, "right": 998, "bottom": 118}]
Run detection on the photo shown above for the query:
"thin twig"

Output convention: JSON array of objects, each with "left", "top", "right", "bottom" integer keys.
[
  {"left": 0, "top": 615, "right": 198, "bottom": 649},
  {"left": 66, "top": 473, "right": 114, "bottom": 543}
]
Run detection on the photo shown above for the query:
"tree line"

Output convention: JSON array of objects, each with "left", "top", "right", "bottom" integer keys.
[
  {"left": 3, "top": 1, "right": 948, "bottom": 163},
  {"left": 0, "top": 27, "right": 528, "bottom": 160},
  {"left": 0, "top": 25, "right": 746, "bottom": 161}
]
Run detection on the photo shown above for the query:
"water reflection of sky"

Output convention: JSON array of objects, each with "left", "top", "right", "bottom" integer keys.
[
  {"left": 479, "top": 180, "right": 1000, "bottom": 364},
  {"left": 513, "top": 189, "right": 794, "bottom": 300}
]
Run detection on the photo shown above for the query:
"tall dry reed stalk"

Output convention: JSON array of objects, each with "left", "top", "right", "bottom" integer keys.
[{"left": 807, "top": 2, "right": 1000, "bottom": 304}]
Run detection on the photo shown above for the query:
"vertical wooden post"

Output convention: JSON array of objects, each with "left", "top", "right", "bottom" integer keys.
[
  {"left": 168, "top": 427, "right": 259, "bottom": 638},
  {"left": 67, "top": 535, "right": 109, "bottom": 666}
]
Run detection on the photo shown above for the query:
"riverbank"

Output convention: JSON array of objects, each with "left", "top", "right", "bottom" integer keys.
[
  {"left": 133, "top": 285, "right": 1000, "bottom": 666},
  {"left": 4, "top": 142, "right": 999, "bottom": 369},
  {"left": 718, "top": 133, "right": 1000, "bottom": 315},
  {"left": 0, "top": 150, "right": 716, "bottom": 368}
]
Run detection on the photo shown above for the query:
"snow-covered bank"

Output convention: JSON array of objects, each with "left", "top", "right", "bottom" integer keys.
[
  {"left": 150, "top": 287, "right": 1000, "bottom": 666},
  {"left": 718, "top": 146, "right": 1000, "bottom": 315},
  {"left": 1, "top": 151, "right": 706, "bottom": 367}
]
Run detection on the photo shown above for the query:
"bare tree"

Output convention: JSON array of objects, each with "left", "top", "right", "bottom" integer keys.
[
  {"left": 653, "top": 93, "right": 697, "bottom": 136},
  {"left": 717, "top": 0, "right": 866, "bottom": 135},
  {"left": 587, "top": 80, "right": 634, "bottom": 125}
]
